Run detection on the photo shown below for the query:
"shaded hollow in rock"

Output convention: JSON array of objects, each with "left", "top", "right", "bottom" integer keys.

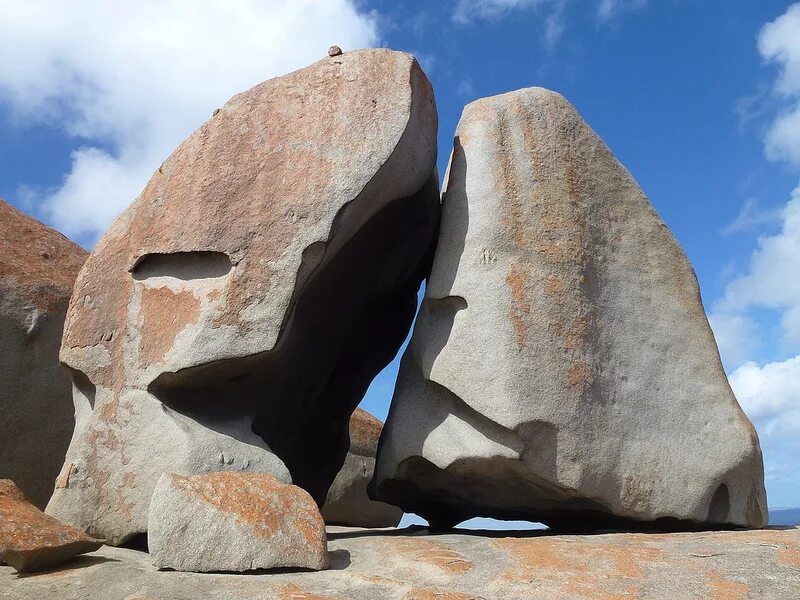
[{"left": 150, "top": 176, "right": 440, "bottom": 503}]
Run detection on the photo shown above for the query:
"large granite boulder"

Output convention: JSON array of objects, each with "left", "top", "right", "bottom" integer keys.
[
  {"left": 47, "top": 49, "right": 439, "bottom": 545},
  {"left": 322, "top": 408, "right": 403, "bottom": 528},
  {"left": 0, "top": 200, "right": 87, "bottom": 509},
  {"left": 0, "top": 480, "right": 102, "bottom": 572},
  {"left": 371, "top": 87, "right": 767, "bottom": 530},
  {"left": 149, "top": 472, "right": 328, "bottom": 572}
]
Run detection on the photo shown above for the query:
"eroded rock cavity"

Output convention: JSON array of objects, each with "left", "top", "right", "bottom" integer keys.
[{"left": 47, "top": 49, "right": 438, "bottom": 544}]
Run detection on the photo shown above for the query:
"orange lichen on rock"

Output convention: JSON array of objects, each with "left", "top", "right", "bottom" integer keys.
[
  {"left": 0, "top": 198, "right": 87, "bottom": 312},
  {"left": 138, "top": 286, "right": 200, "bottom": 364},
  {"left": 706, "top": 571, "right": 750, "bottom": 600},
  {"left": 0, "top": 480, "right": 103, "bottom": 572},
  {"left": 505, "top": 262, "right": 531, "bottom": 350},
  {"left": 403, "top": 588, "right": 480, "bottom": 600},
  {"left": 495, "top": 535, "right": 662, "bottom": 595},
  {"left": 278, "top": 584, "right": 340, "bottom": 600},
  {"left": 778, "top": 548, "right": 800, "bottom": 567},
  {"left": 393, "top": 537, "right": 474, "bottom": 575},
  {"left": 348, "top": 408, "right": 384, "bottom": 455},
  {"left": 166, "top": 472, "right": 323, "bottom": 546}
]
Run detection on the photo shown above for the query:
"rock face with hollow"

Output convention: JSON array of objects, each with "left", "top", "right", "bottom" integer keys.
[
  {"left": 322, "top": 409, "right": 403, "bottom": 528},
  {"left": 148, "top": 472, "right": 328, "bottom": 572},
  {"left": 371, "top": 87, "right": 767, "bottom": 530},
  {"left": 0, "top": 200, "right": 87, "bottom": 509},
  {"left": 46, "top": 48, "right": 439, "bottom": 545},
  {"left": 0, "top": 480, "right": 103, "bottom": 572}
]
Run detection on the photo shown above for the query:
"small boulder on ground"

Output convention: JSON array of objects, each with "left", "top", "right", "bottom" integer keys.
[
  {"left": 0, "top": 480, "right": 103, "bottom": 572},
  {"left": 322, "top": 408, "right": 403, "bottom": 528},
  {"left": 148, "top": 472, "right": 329, "bottom": 573}
]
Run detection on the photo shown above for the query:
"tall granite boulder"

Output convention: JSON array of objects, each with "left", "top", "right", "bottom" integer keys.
[
  {"left": 322, "top": 408, "right": 403, "bottom": 528},
  {"left": 47, "top": 49, "right": 439, "bottom": 545},
  {"left": 0, "top": 200, "right": 87, "bottom": 509},
  {"left": 371, "top": 87, "right": 767, "bottom": 530}
]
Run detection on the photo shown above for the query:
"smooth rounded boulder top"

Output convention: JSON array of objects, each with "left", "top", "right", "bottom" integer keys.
[
  {"left": 371, "top": 86, "right": 767, "bottom": 531},
  {"left": 0, "top": 480, "right": 103, "bottom": 572},
  {"left": 47, "top": 48, "right": 439, "bottom": 546},
  {"left": 0, "top": 199, "right": 87, "bottom": 510},
  {"left": 148, "top": 472, "right": 328, "bottom": 573}
]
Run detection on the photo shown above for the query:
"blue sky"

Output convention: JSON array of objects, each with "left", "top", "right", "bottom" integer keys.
[{"left": 1, "top": 1, "right": 798, "bottom": 511}]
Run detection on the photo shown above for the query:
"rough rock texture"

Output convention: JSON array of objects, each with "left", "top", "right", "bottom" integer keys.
[
  {"left": 371, "top": 87, "right": 767, "bottom": 530},
  {"left": 0, "top": 199, "right": 87, "bottom": 509},
  {"left": 0, "top": 480, "right": 102, "bottom": 572},
  {"left": 322, "top": 409, "right": 403, "bottom": 528},
  {"left": 2, "top": 526, "right": 798, "bottom": 598},
  {"left": 47, "top": 48, "right": 439, "bottom": 545},
  {"left": 148, "top": 472, "right": 328, "bottom": 572}
]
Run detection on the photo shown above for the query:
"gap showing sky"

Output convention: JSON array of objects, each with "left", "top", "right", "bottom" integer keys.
[{"left": 0, "top": 1, "right": 798, "bottom": 509}]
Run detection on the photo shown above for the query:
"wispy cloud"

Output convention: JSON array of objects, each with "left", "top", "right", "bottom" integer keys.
[
  {"left": 723, "top": 198, "right": 783, "bottom": 235},
  {"left": 452, "top": 0, "right": 550, "bottom": 25},
  {"left": 452, "top": 0, "right": 647, "bottom": 49},
  {"left": 0, "top": 1, "right": 378, "bottom": 247},
  {"left": 597, "top": 0, "right": 647, "bottom": 23},
  {"left": 456, "top": 77, "right": 476, "bottom": 98}
]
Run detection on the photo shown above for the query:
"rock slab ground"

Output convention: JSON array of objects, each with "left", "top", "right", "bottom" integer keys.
[
  {"left": 322, "top": 408, "right": 403, "bottom": 527},
  {"left": 0, "top": 480, "right": 102, "bottom": 573},
  {"left": 1, "top": 526, "right": 798, "bottom": 598},
  {"left": 148, "top": 472, "right": 328, "bottom": 572},
  {"left": 0, "top": 199, "right": 87, "bottom": 509},
  {"left": 47, "top": 48, "right": 439, "bottom": 545},
  {"left": 372, "top": 86, "right": 766, "bottom": 530}
]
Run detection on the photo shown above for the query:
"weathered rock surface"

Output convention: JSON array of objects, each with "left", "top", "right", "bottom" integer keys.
[
  {"left": 2, "top": 525, "right": 798, "bottom": 598},
  {"left": 47, "top": 48, "right": 439, "bottom": 544},
  {"left": 0, "top": 480, "right": 102, "bottom": 572},
  {"left": 0, "top": 199, "right": 87, "bottom": 509},
  {"left": 148, "top": 472, "right": 328, "bottom": 572},
  {"left": 372, "top": 87, "right": 767, "bottom": 530},
  {"left": 322, "top": 409, "right": 403, "bottom": 528}
]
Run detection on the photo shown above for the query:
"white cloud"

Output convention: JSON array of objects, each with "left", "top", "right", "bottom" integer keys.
[
  {"left": 0, "top": 0, "right": 378, "bottom": 246},
  {"left": 597, "top": 0, "right": 647, "bottom": 22},
  {"left": 715, "top": 187, "right": 800, "bottom": 352},
  {"left": 708, "top": 312, "right": 760, "bottom": 370},
  {"left": 758, "top": 3, "right": 800, "bottom": 166},
  {"left": 729, "top": 357, "right": 800, "bottom": 437}
]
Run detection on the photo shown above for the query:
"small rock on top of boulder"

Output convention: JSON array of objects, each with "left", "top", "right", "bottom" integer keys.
[
  {"left": 0, "top": 479, "right": 103, "bottom": 572},
  {"left": 322, "top": 408, "right": 403, "bottom": 528},
  {"left": 148, "top": 472, "right": 329, "bottom": 573}
]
